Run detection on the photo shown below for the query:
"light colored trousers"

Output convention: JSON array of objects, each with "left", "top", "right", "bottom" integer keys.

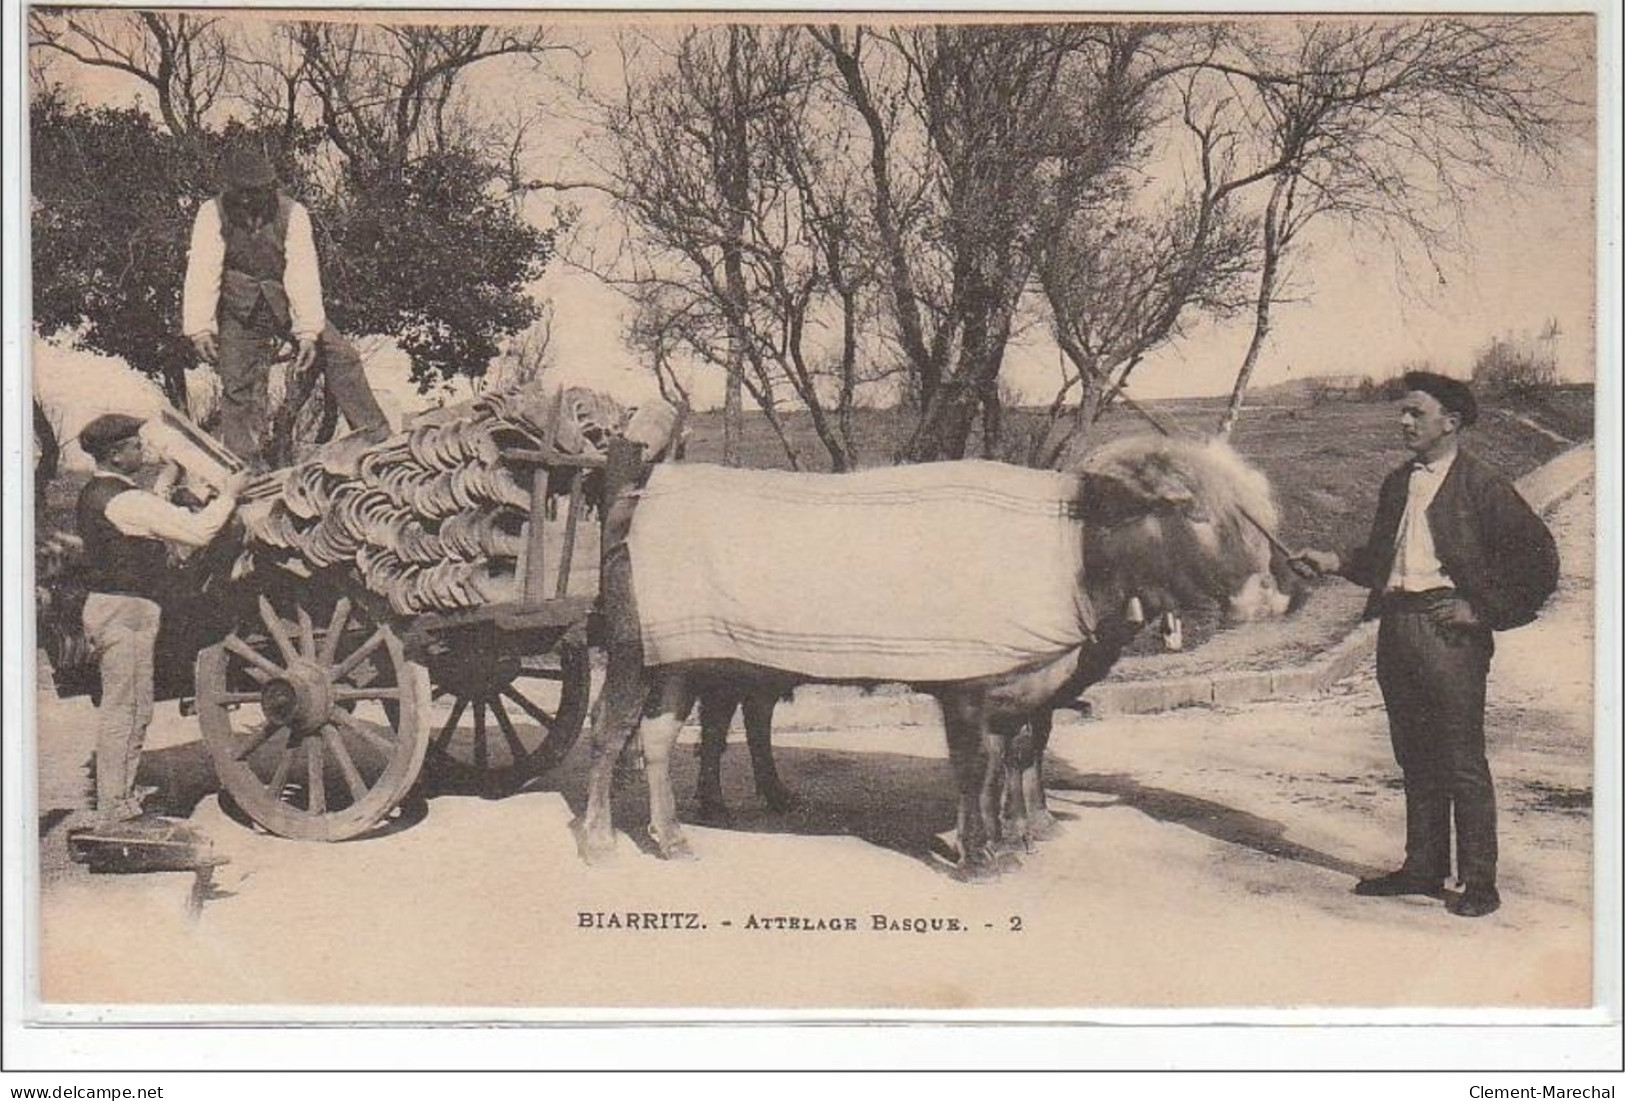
[{"left": 82, "top": 593, "right": 161, "bottom": 822}]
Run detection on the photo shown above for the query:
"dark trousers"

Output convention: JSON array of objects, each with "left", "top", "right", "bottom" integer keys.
[
  {"left": 216, "top": 312, "right": 388, "bottom": 468},
  {"left": 1375, "top": 591, "right": 1497, "bottom": 887}
]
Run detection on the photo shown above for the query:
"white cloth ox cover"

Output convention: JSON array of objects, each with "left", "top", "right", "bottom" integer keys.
[{"left": 627, "top": 460, "right": 1092, "bottom": 681}]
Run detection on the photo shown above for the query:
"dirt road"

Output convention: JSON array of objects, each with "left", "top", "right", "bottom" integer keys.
[{"left": 31, "top": 485, "right": 1596, "bottom": 1012}]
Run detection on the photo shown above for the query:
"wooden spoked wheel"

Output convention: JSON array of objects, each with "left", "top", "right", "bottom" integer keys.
[
  {"left": 196, "top": 595, "right": 429, "bottom": 841},
  {"left": 421, "top": 635, "right": 591, "bottom": 796}
]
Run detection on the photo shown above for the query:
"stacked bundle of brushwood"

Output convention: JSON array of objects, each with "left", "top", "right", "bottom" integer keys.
[{"left": 238, "top": 382, "right": 646, "bottom": 616}]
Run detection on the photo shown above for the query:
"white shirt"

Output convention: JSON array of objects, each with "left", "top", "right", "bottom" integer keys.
[
  {"left": 1386, "top": 450, "right": 1457, "bottom": 593},
  {"left": 182, "top": 197, "right": 326, "bottom": 340},
  {"left": 99, "top": 471, "right": 238, "bottom": 549}
]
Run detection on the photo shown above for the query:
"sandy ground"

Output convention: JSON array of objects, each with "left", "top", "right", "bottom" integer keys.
[{"left": 27, "top": 485, "right": 1596, "bottom": 1013}]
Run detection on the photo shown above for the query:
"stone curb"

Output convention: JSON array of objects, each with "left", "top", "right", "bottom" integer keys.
[{"left": 763, "top": 441, "right": 1595, "bottom": 730}]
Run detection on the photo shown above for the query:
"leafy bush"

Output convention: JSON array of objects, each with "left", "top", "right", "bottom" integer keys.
[
  {"left": 1357, "top": 374, "right": 1411, "bottom": 402},
  {"left": 30, "top": 90, "right": 560, "bottom": 420},
  {"left": 1472, "top": 331, "right": 1559, "bottom": 396}
]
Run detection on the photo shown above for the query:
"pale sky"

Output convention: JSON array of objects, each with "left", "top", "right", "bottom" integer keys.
[{"left": 31, "top": 11, "right": 1601, "bottom": 413}]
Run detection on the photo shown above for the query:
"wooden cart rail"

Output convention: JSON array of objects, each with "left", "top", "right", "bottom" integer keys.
[{"left": 193, "top": 439, "right": 646, "bottom": 841}]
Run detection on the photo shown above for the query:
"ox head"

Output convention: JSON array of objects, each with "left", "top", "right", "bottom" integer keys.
[{"left": 1072, "top": 435, "right": 1296, "bottom": 625}]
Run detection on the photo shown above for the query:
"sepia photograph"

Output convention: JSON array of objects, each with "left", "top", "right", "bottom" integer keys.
[{"left": 3, "top": 1, "right": 1617, "bottom": 1069}]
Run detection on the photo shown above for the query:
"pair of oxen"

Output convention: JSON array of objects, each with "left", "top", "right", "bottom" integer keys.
[{"left": 576, "top": 434, "right": 1298, "bottom": 878}]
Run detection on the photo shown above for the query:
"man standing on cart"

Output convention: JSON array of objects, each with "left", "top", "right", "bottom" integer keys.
[
  {"left": 75, "top": 413, "right": 247, "bottom": 828},
  {"left": 183, "top": 145, "right": 389, "bottom": 470}
]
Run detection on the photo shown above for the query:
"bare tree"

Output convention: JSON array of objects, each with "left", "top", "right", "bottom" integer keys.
[
  {"left": 1036, "top": 191, "right": 1259, "bottom": 467},
  {"left": 28, "top": 8, "right": 230, "bottom": 138},
  {"left": 33, "top": 398, "right": 63, "bottom": 522},
  {"left": 481, "top": 305, "right": 556, "bottom": 391},
  {"left": 583, "top": 26, "right": 883, "bottom": 470},
  {"left": 289, "top": 22, "right": 572, "bottom": 175},
  {"left": 625, "top": 287, "right": 695, "bottom": 412},
  {"left": 813, "top": 23, "right": 1164, "bottom": 462},
  {"left": 1213, "top": 17, "right": 1576, "bottom": 437}
]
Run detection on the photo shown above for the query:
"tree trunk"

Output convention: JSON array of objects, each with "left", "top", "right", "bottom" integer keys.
[
  {"left": 835, "top": 287, "right": 859, "bottom": 470},
  {"left": 903, "top": 383, "right": 979, "bottom": 462},
  {"left": 978, "top": 378, "right": 1002, "bottom": 460},
  {"left": 901, "top": 279, "right": 1016, "bottom": 462},
  {"left": 1218, "top": 175, "right": 1288, "bottom": 439},
  {"left": 795, "top": 369, "right": 850, "bottom": 472},
  {"left": 33, "top": 398, "right": 61, "bottom": 519},
  {"left": 1035, "top": 368, "right": 1104, "bottom": 470},
  {"left": 719, "top": 27, "right": 749, "bottom": 468},
  {"left": 159, "top": 344, "right": 191, "bottom": 416},
  {"left": 722, "top": 352, "right": 744, "bottom": 466}
]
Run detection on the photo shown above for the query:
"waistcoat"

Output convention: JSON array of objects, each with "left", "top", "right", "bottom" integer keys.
[
  {"left": 218, "top": 192, "right": 294, "bottom": 331},
  {"left": 75, "top": 476, "right": 169, "bottom": 600}
]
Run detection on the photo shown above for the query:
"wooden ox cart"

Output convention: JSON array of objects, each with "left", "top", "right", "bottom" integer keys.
[{"left": 43, "top": 429, "right": 649, "bottom": 844}]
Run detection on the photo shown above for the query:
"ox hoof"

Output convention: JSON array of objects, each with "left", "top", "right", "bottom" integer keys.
[
  {"left": 951, "top": 859, "right": 1004, "bottom": 884},
  {"left": 1028, "top": 809, "right": 1061, "bottom": 841},
  {"left": 570, "top": 817, "right": 618, "bottom": 866},
  {"left": 992, "top": 832, "right": 1033, "bottom": 857},
  {"left": 951, "top": 847, "right": 1019, "bottom": 883},
  {"left": 577, "top": 834, "right": 619, "bottom": 867},
  {"left": 649, "top": 827, "right": 697, "bottom": 862}
]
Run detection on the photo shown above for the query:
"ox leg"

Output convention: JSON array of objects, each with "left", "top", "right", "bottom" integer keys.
[
  {"left": 644, "top": 678, "right": 697, "bottom": 860},
  {"left": 694, "top": 689, "right": 737, "bottom": 825},
  {"left": 1004, "top": 711, "right": 1058, "bottom": 847},
  {"left": 743, "top": 691, "right": 795, "bottom": 812},
  {"left": 942, "top": 706, "right": 998, "bottom": 879},
  {"left": 998, "top": 717, "right": 1034, "bottom": 853},
  {"left": 1023, "top": 710, "right": 1059, "bottom": 840},
  {"left": 577, "top": 642, "right": 644, "bottom": 864},
  {"left": 981, "top": 721, "right": 1019, "bottom": 856}
]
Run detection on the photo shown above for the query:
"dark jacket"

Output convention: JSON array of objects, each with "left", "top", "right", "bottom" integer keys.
[{"left": 1341, "top": 448, "right": 1559, "bottom": 631}]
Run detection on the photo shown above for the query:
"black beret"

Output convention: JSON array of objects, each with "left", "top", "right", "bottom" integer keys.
[
  {"left": 78, "top": 413, "right": 145, "bottom": 460},
  {"left": 1402, "top": 370, "right": 1478, "bottom": 427},
  {"left": 222, "top": 146, "right": 277, "bottom": 190}
]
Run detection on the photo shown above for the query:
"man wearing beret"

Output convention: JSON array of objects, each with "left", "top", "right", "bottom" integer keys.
[
  {"left": 183, "top": 146, "right": 389, "bottom": 470},
  {"left": 1294, "top": 372, "right": 1559, "bottom": 918},
  {"left": 76, "top": 414, "right": 248, "bottom": 826}
]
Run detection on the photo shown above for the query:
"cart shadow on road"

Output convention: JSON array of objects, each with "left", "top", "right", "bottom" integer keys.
[
  {"left": 37, "top": 741, "right": 220, "bottom": 857},
  {"left": 136, "top": 742, "right": 221, "bottom": 819},
  {"left": 41, "top": 741, "right": 432, "bottom": 854}
]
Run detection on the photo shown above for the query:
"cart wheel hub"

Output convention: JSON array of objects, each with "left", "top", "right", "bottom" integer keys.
[{"left": 262, "top": 659, "right": 335, "bottom": 734}]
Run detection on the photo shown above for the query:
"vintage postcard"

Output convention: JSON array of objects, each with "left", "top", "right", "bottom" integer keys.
[{"left": 4, "top": 3, "right": 1616, "bottom": 1063}]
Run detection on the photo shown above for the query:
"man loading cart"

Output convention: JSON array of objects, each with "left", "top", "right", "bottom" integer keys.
[
  {"left": 183, "top": 145, "right": 389, "bottom": 470},
  {"left": 75, "top": 413, "right": 248, "bottom": 829}
]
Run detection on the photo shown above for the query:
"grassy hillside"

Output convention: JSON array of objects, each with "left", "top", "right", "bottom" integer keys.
[{"left": 681, "top": 388, "right": 1592, "bottom": 560}]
